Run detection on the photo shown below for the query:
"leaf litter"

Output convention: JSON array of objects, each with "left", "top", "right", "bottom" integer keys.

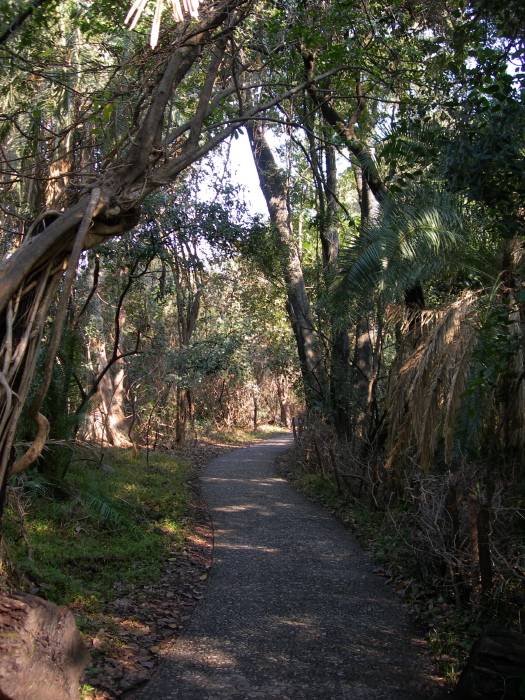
[{"left": 78, "top": 441, "right": 244, "bottom": 700}]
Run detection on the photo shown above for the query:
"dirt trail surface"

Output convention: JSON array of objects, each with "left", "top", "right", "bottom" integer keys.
[{"left": 135, "top": 435, "right": 446, "bottom": 699}]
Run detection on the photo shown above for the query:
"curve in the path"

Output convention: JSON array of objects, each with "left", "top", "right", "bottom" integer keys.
[{"left": 135, "top": 435, "right": 445, "bottom": 699}]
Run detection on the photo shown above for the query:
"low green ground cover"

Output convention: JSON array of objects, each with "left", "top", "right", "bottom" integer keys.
[
  {"left": 2, "top": 425, "right": 289, "bottom": 607},
  {"left": 3, "top": 448, "right": 192, "bottom": 611}
]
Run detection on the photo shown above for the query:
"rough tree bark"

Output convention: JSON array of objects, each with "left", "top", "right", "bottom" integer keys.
[
  {"left": 0, "top": 592, "right": 90, "bottom": 700},
  {"left": 247, "top": 121, "right": 327, "bottom": 407}
]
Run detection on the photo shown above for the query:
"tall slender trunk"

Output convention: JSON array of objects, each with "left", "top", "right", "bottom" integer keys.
[
  {"left": 86, "top": 292, "right": 132, "bottom": 447},
  {"left": 247, "top": 122, "right": 326, "bottom": 407},
  {"left": 353, "top": 167, "right": 378, "bottom": 435},
  {"left": 321, "top": 139, "right": 351, "bottom": 435},
  {"left": 276, "top": 374, "right": 290, "bottom": 427},
  {"left": 170, "top": 253, "right": 202, "bottom": 446},
  {"left": 174, "top": 386, "right": 187, "bottom": 445}
]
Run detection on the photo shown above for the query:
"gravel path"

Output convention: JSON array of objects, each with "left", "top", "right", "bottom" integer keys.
[{"left": 135, "top": 435, "right": 446, "bottom": 699}]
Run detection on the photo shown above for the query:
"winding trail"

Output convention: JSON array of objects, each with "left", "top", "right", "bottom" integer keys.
[{"left": 136, "top": 435, "right": 445, "bottom": 699}]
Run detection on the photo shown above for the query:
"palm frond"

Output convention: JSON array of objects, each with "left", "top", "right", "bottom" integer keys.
[
  {"left": 73, "top": 485, "right": 141, "bottom": 536},
  {"left": 125, "top": 0, "right": 201, "bottom": 47},
  {"left": 386, "top": 291, "right": 480, "bottom": 472},
  {"left": 336, "top": 187, "right": 478, "bottom": 308}
]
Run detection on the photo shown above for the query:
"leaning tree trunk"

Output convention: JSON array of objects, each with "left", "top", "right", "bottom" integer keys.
[{"left": 247, "top": 122, "right": 327, "bottom": 408}]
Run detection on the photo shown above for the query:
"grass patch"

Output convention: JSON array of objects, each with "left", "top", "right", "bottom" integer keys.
[{"left": 3, "top": 448, "right": 192, "bottom": 612}]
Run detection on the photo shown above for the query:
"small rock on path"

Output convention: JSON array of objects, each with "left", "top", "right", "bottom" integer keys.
[{"left": 135, "top": 434, "right": 446, "bottom": 699}]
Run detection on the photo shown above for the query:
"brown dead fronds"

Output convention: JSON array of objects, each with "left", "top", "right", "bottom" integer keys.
[{"left": 386, "top": 291, "right": 480, "bottom": 474}]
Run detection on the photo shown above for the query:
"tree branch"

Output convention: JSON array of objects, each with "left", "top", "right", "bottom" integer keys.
[
  {"left": 0, "top": 0, "right": 54, "bottom": 46},
  {"left": 303, "top": 53, "right": 387, "bottom": 202}
]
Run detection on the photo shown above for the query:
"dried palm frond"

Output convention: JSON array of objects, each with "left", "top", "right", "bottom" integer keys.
[
  {"left": 125, "top": 0, "right": 201, "bottom": 48},
  {"left": 386, "top": 291, "right": 480, "bottom": 473}
]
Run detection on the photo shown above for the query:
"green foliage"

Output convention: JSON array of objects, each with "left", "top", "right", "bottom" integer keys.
[
  {"left": 69, "top": 484, "right": 141, "bottom": 536},
  {"left": 469, "top": 0, "right": 525, "bottom": 50},
  {"left": 441, "top": 94, "right": 525, "bottom": 238},
  {"left": 3, "top": 449, "right": 191, "bottom": 608},
  {"left": 336, "top": 186, "right": 491, "bottom": 310}
]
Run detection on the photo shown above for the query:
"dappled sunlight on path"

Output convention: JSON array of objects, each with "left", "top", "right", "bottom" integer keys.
[{"left": 135, "top": 435, "right": 445, "bottom": 699}]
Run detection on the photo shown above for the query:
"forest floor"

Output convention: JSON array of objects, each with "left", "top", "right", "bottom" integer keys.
[
  {"left": 4, "top": 426, "right": 452, "bottom": 699},
  {"left": 81, "top": 442, "right": 231, "bottom": 700},
  {"left": 2, "top": 429, "right": 282, "bottom": 700}
]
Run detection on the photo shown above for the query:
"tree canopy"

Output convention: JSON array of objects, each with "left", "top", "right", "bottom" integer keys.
[{"left": 0, "top": 0, "right": 524, "bottom": 610}]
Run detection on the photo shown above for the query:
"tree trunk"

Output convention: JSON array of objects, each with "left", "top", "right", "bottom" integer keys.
[
  {"left": 320, "top": 138, "right": 339, "bottom": 267},
  {"left": 353, "top": 168, "right": 378, "bottom": 436},
  {"left": 247, "top": 122, "right": 327, "bottom": 407},
  {"left": 321, "top": 139, "right": 351, "bottom": 435},
  {"left": 276, "top": 374, "right": 290, "bottom": 427},
  {"left": 253, "top": 392, "right": 258, "bottom": 430},
  {"left": 0, "top": 592, "right": 90, "bottom": 700},
  {"left": 86, "top": 294, "right": 132, "bottom": 448},
  {"left": 174, "top": 386, "right": 187, "bottom": 446}
]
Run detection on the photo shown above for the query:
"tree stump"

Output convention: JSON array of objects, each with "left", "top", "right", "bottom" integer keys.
[
  {"left": 0, "top": 592, "right": 90, "bottom": 700},
  {"left": 454, "top": 625, "right": 525, "bottom": 699}
]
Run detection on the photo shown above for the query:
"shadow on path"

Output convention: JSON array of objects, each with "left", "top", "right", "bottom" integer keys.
[{"left": 135, "top": 435, "right": 446, "bottom": 699}]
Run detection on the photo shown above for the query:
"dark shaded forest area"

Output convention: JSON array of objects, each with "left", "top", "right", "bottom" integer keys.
[{"left": 0, "top": 0, "right": 524, "bottom": 696}]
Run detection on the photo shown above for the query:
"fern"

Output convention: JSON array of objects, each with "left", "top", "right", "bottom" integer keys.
[{"left": 70, "top": 485, "right": 141, "bottom": 536}]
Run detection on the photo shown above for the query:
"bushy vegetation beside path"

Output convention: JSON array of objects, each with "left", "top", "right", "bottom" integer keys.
[{"left": 277, "top": 435, "right": 525, "bottom": 690}]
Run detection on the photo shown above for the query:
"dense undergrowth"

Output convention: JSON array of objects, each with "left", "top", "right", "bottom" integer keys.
[{"left": 278, "top": 424, "right": 525, "bottom": 689}]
